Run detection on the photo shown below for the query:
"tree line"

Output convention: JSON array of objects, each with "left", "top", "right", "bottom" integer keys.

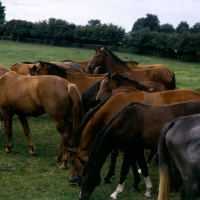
[{"left": 0, "top": 1, "right": 200, "bottom": 62}]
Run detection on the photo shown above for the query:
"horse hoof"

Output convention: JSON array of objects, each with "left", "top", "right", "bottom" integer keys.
[
  {"left": 5, "top": 148, "right": 11, "bottom": 153},
  {"left": 29, "top": 152, "right": 36, "bottom": 156},
  {"left": 130, "top": 187, "right": 139, "bottom": 192},
  {"left": 102, "top": 179, "right": 111, "bottom": 184},
  {"left": 145, "top": 194, "right": 151, "bottom": 198},
  {"left": 109, "top": 197, "right": 116, "bottom": 200},
  {"left": 59, "top": 165, "right": 67, "bottom": 169}
]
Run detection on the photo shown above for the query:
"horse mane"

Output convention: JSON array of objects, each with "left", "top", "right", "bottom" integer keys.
[
  {"left": 111, "top": 73, "right": 144, "bottom": 90},
  {"left": 73, "top": 94, "right": 112, "bottom": 148},
  {"left": 40, "top": 61, "right": 82, "bottom": 78},
  {"left": 83, "top": 102, "right": 139, "bottom": 171},
  {"left": 106, "top": 49, "right": 126, "bottom": 66},
  {"left": 81, "top": 81, "right": 101, "bottom": 114}
]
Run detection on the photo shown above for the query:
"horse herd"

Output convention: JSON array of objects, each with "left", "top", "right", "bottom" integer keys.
[{"left": 0, "top": 47, "right": 200, "bottom": 200}]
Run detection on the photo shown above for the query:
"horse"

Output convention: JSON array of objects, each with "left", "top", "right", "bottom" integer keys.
[
  {"left": 28, "top": 60, "right": 105, "bottom": 95},
  {"left": 62, "top": 59, "right": 93, "bottom": 73},
  {"left": 158, "top": 114, "right": 200, "bottom": 200},
  {"left": 0, "top": 64, "right": 10, "bottom": 76},
  {"left": 69, "top": 87, "right": 200, "bottom": 188},
  {"left": 79, "top": 100, "right": 200, "bottom": 200},
  {"left": 87, "top": 47, "right": 176, "bottom": 90},
  {"left": 10, "top": 61, "right": 77, "bottom": 76},
  {"left": 96, "top": 72, "right": 168, "bottom": 100},
  {"left": 0, "top": 71, "right": 84, "bottom": 169}
]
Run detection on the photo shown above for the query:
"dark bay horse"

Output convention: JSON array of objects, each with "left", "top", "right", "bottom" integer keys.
[
  {"left": 69, "top": 87, "right": 200, "bottom": 188},
  {"left": 0, "top": 72, "right": 84, "bottom": 168},
  {"left": 28, "top": 60, "right": 105, "bottom": 95},
  {"left": 87, "top": 47, "right": 176, "bottom": 90},
  {"left": 96, "top": 72, "right": 168, "bottom": 100},
  {"left": 158, "top": 114, "right": 200, "bottom": 200},
  {"left": 79, "top": 101, "right": 200, "bottom": 200}
]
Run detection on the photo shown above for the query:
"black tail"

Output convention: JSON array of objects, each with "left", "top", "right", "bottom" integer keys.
[{"left": 169, "top": 72, "right": 176, "bottom": 90}]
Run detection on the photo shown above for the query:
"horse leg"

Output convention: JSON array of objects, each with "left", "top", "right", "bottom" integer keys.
[
  {"left": 110, "top": 151, "right": 131, "bottom": 200},
  {"left": 103, "top": 148, "right": 119, "bottom": 183},
  {"left": 53, "top": 119, "right": 69, "bottom": 169},
  {"left": 129, "top": 159, "right": 141, "bottom": 192},
  {"left": 18, "top": 115, "right": 35, "bottom": 155},
  {"left": 3, "top": 113, "right": 13, "bottom": 152},
  {"left": 138, "top": 149, "right": 155, "bottom": 174},
  {"left": 137, "top": 149, "right": 153, "bottom": 198},
  {"left": 181, "top": 181, "right": 199, "bottom": 200}
]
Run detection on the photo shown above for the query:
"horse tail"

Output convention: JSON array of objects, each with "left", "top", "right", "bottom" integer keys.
[
  {"left": 169, "top": 72, "right": 176, "bottom": 90},
  {"left": 157, "top": 120, "right": 175, "bottom": 200},
  {"left": 67, "top": 83, "right": 84, "bottom": 137}
]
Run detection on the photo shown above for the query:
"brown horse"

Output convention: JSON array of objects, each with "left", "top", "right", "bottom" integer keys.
[
  {"left": 10, "top": 61, "right": 73, "bottom": 75},
  {"left": 69, "top": 87, "right": 200, "bottom": 186},
  {"left": 87, "top": 47, "right": 176, "bottom": 90},
  {"left": 62, "top": 59, "right": 93, "bottom": 73},
  {"left": 28, "top": 60, "right": 106, "bottom": 94},
  {"left": 0, "top": 64, "right": 10, "bottom": 76},
  {"left": 79, "top": 100, "right": 200, "bottom": 200},
  {"left": 96, "top": 72, "right": 168, "bottom": 100},
  {"left": 0, "top": 71, "right": 84, "bottom": 168}
]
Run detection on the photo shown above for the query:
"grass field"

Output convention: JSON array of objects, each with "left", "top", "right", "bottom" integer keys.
[{"left": 0, "top": 40, "right": 200, "bottom": 200}]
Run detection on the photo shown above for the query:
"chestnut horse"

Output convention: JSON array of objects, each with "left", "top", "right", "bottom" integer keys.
[
  {"left": 158, "top": 114, "right": 200, "bottom": 200},
  {"left": 69, "top": 87, "right": 200, "bottom": 188},
  {"left": 28, "top": 60, "right": 105, "bottom": 95},
  {"left": 10, "top": 61, "right": 80, "bottom": 75},
  {"left": 0, "top": 64, "right": 10, "bottom": 128},
  {"left": 0, "top": 72, "right": 84, "bottom": 168},
  {"left": 87, "top": 47, "right": 176, "bottom": 90},
  {"left": 96, "top": 72, "right": 167, "bottom": 100},
  {"left": 79, "top": 101, "right": 200, "bottom": 200}
]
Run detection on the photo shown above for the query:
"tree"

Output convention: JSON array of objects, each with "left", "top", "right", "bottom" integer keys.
[
  {"left": 131, "top": 18, "right": 145, "bottom": 31},
  {"left": 131, "top": 14, "right": 160, "bottom": 32},
  {"left": 159, "top": 23, "right": 175, "bottom": 33},
  {"left": 87, "top": 19, "right": 101, "bottom": 28},
  {"left": 176, "top": 21, "right": 189, "bottom": 33},
  {"left": 0, "top": 1, "right": 6, "bottom": 33},
  {"left": 190, "top": 22, "right": 200, "bottom": 33}
]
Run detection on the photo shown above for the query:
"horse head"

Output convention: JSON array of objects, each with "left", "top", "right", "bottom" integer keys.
[
  {"left": 96, "top": 72, "right": 118, "bottom": 102},
  {"left": 79, "top": 160, "right": 101, "bottom": 200},
  {"left": 68, "top": 148, "right": 88, "bottom": 187},
  {"left": 88, "top": 48, "right": 106, "bottom": 70}
]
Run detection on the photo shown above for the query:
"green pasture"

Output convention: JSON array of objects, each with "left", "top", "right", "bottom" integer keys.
[{"left": 0, "top": 40, "right": 199, "bottom": 200}]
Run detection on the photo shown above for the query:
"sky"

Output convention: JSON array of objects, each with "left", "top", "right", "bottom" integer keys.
[{"left": 2, "top": 0, "right": 200, "bottom": 32}]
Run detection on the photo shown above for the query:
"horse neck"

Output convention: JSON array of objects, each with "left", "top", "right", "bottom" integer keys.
[{"left": 101, "top": 55, "right": 123, "bottom": 73}]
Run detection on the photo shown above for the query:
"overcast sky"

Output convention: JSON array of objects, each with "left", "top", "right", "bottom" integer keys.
[{"left": 2, "top": 0, "right": 200, "bottom": 32}]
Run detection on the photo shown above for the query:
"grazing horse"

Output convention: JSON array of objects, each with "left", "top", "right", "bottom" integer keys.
[
  {"left": 0, "top": 72, "right": 84, "bottom": 168},
  {"left": 158, "top": 114, "right": 200, "bottom": 200},
  {"left": 69, "top": 87, "right": 200, "bottom": 188},
  {"left": 96, "top": 72, "right": 168, "bottom": 100},
  {"left": 28, "top": 60, "right": 105, "bottom": 95},
  {"left": 87, "top": 47, "right": 176, "bottom": 90},
  {"left": 79, "top": 101, "right": 200, "bottom": 200}
]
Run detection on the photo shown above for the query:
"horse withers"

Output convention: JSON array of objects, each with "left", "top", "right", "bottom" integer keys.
[
  {"left": 158, "top": 114, "right": 200, "bottom": 200},
  {"left": 0, "top": 72, "right": 84, "bottom": 168}
]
